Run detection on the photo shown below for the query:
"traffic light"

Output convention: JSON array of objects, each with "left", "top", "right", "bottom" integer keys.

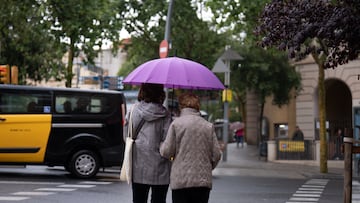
[
  {"left": 0, "top": 65, "right": 10, "bottom": 84},
  {"left": 11, "top": 66, "right": 18, "bottom": 84}
]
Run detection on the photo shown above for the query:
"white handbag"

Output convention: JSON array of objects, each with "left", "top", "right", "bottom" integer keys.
[
  {"left": 120, "top": 105, "right": 145, "bottom": 184},
  {"left": 120, "top": 137, "right": 134, "bottom": 184},
  {"left": 120, "top": 108, "right": 135, "bottom": 184}
]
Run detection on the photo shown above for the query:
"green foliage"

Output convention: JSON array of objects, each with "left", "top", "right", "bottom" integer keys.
[
  {"left": 205, "top": 0, "right": 301, "bottom": 106},
  {"left": 46, "top": 0, "right": 123, "bottom": 87},
  {"left": 0, "top": 0, "right": 124, "bottom": 86},
  {"left": 256, "top": 0, "right": 360, "bottom": 69},
  {"left": 0, "top": 0, "right": 64, "bottom": 84},
  {"left": 118, "top": 0, "right": 228, "bottom": 79},
  {"left": 238, "top": 47, "right": 301, "bottom": 106},
  {"left": 205, "top": 0, "right": 271, "bottom": 44}
]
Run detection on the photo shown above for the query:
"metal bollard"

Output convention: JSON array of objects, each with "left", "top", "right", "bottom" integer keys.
[{"left": 343, "top": 134, "right": 352, "bottom": 203}]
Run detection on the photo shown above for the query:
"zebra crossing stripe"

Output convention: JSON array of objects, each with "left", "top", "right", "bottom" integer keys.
[
  {"left": 0, "top": 180, "right": 113, "bottom": 201},
  {"left": 353, "top": 180, "right": 360, "bottom": 202},
  {"left": 80, "top": 181, "right": 112, "bottom": 185},
  {"left": 289, "top": 197, "right": 319, "bottom": 201},
  {"left": 296, "top": 191, "right": 321, "bottom": 194},
  {"left": 36, "top": 188, "right": 77, "bottom": 192},
  {"left": 287, "top": 178, "right": 329, "bottom": 203},
  {"left": 0, "top": 181, "right": 63, "bottom": 185},
  {"left": 298, "top": 188, "right": 323, "bottom": 191},
  {"left": 286, "top": 202, "right": 317, "bottom": 203},
  {"left": 293, "top": 193, "right": 321, "bottom": 197},
  {"left": 58, "top": 184, "right": 96, "bottom": 188},
  {"left": 12, "top": 191, "right": 55, "bottom": 196},
  {"left": 0, "top": 196, "right": 29, "bottom": 201},
  {"left": 301, "top": 185, "right": 325, "bottom": 188}
]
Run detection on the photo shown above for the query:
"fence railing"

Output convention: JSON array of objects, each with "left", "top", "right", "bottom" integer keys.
[{"left": 276, "top": 140, "right": 315, "bottom": 160}]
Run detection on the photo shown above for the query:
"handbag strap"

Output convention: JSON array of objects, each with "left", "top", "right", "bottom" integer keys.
[
  {"left": 128, "top": 104, "right": 145, "bottom": 140},
  {"left": 133, "top": 119, "right": 145, "bottom": 140}
]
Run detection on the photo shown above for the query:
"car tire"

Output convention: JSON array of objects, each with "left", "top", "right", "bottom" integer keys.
[{"left": 68, "top": 150, "right": 100, "bottom": 179}]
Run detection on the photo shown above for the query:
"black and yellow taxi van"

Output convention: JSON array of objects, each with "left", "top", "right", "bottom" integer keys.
[{"left": 0, "top": 85, "right": 125, "bottom": 178}]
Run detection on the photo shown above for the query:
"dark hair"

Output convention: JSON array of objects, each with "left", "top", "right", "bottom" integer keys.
[{"left": 138, "top": 83, "right": 165, "bottom": 104}]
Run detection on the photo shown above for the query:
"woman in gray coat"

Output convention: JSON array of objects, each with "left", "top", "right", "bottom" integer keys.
[
  {"left": 125, "top": 83, "right": 172, "bottom": 203},
  {"left": 160, "top": 92, "right": 222, "bottom": 203}
]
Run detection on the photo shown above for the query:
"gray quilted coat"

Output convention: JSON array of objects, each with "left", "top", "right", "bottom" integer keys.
[
  {"left": 160, "top": 108, "right": 222, "bottom": 189},
  {"left": 125, "top": 101, "right": 172, "bottom": 185}
]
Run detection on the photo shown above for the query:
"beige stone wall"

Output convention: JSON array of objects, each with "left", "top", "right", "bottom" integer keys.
[
  {"left": 295, "top": 57, "right": 360, "bottom": 139},
  {"left": 263, "top": 90, "right": 296, "bottom": 140},
  {"left": 294, "top": 60, "right": 319, "bottom": 140},
  {"left": 246, "top": 56, "right": 360, "bottom": 145}
]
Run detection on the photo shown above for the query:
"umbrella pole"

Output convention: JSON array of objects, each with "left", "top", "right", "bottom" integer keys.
[{"left": 171, "top": 88, "right": 174, "bottom": 116}]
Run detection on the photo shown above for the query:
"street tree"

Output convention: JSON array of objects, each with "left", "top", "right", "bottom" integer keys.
[
  {"left": 205, "top": 0, "right": 301, "bottom": 144},
  {"left": 256, "top": 0, "right": 360, "bottom": 173},
  {"left": 205, "top": 0, "right": 270, "bottom": 44},
  {"left": 0, "top": 0, "right": 64, "bottom": 84},
  {"left": 232, "top": 46, "right": 301, "bottom": 144},
  {"left": 46, "top": 0, "right": 124, "bottom": 87},
  {"left": 118, "top": 0, "right": 228, "bottom": 80}
]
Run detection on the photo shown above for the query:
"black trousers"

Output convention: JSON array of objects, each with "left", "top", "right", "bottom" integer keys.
[
  {"left": 132, "top": 182, "right": 169, "bottom": 203},
  {"left": 172, "top": 187, "right": 210, "bottom": 203}
]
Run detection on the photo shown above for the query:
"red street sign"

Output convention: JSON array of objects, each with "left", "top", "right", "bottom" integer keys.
[{"left": 159, "top": 40, "right": 168, "bottom": 58}]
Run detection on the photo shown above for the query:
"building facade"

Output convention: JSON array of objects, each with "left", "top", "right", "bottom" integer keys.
[
  {"left": 246, "top": 56, "right": 360, "bottom": 150},
  {"left": 28, "top": 39, "right": 129, "bottom": 89}
]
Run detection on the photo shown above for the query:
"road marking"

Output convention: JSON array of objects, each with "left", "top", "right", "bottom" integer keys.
[
  {"left": 80, "top": 181, "right": 112, "bottom": 185},
  {"left": 353, "top": 180, "right": 360, "bottom": 202},
  {"left": 293, "top": 193, "right": 321, "bottom": 197},
  {"left": 36, "top": 188, "right": 77, "bottom": 192},
  {"left": 286, "top": 202, "right": 317, "bottom": 203},
  {"left": 12, "top": 191, "right": 55, "bottom": 196},
  {"left": 298, "top": 188, "right": 323, "bottom": 191},
  {"left": 286, "top": 178, "right": 328, "bottom": 202},
  {"left": 0, "top": 196, "right": 29, "bottom": 201},
  {"left": 301, "top": 185, "right": 325, "bottom": 188},
  {"left": 289, "top": 197, "right": 319, "bottom": 201},
  {"left": 0, "top": 180, "right": 114, "bottom": 201},
  {"left": 0, "top": 181, "right": 63, "bottom": 185},
  {"left": 58, "top": 184, "right": 96, "bottom": 188},
  {"left": 296, "top": 191, "right": 321, "bottom": 194}
]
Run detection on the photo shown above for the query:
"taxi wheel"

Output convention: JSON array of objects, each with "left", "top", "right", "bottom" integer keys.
[{"left": 68, "top": 150, "right": 100, "bottom": 179}]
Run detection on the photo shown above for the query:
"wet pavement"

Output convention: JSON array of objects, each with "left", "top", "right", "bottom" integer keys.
[{"left": 213, "top": 142, "right": 344, "bottom": 180}]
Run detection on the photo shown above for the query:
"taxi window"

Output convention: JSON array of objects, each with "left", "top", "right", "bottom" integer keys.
[
  {"left": 0, "top": 92, "right": 51, "bottom": 114},
  {"left": 55, "top": 94, "right": 112, "bottom": 114}
]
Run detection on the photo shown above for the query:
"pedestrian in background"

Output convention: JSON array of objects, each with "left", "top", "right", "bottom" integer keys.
[
  {"left": 292, "top": 125, "right": 304, "bottom": 141},
  {"left": 333, "top": 128, "right": 344, "bottom": 160},
  {"left": 125, "top": 83, "right": 172, "bottom": 203},
  {"left": 160, "top": 92, "right": 222, "bottom": 203},
  {"left": 234, "top": 128, "right": 244, "bottom": 148}
]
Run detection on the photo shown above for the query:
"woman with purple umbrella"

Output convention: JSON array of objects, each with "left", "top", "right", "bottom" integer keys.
[
  {"left": 160, "top": 92, "right": 222, "bottom": 203},
  {"left": 124, "top": 83, "right": 172, "bottom": 203}
]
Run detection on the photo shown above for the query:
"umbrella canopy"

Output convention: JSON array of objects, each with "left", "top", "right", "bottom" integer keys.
[
  {"left": 123, "top": 57, "right": 225, "bottom": 90},
  {"left": 230, "top": 121, "right": 244, "bottom": 131}
]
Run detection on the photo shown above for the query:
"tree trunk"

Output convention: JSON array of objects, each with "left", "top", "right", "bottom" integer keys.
[
  {"left": 241, "top": 100, "right": 247, "bottom": 142},
  {"left": 259, "top": 101, "right": 265, "bottom": 145},
  {"left": 318, "top": 62, "right": 328, "bottom": 173},
  {"left": 65, "top": 40, "right": 75, "bottom": 88}
]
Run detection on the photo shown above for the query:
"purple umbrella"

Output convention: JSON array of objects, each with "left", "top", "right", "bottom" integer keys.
[{"left": 123, "top": 57, "right": 225, "bottom": 90}]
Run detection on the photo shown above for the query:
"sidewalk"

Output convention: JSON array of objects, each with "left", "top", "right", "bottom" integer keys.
[{"left": 213, "top": 143, "right": 344, "bottom": 179}]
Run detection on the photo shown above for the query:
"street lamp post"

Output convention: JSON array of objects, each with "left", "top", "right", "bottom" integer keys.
[
  {"left": 162, "top": 0, "right": 174, "bottom": 109},
  {"left": 213, "top": 48, "right": 243, "bottom": 162}
]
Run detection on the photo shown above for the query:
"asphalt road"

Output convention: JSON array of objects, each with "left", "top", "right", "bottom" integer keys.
[
  {"left": 0, "top": 165, "right": 346, "bottom": 203},
  {"left": 0, "top": 142, "right": 355, "bottom": 202}
]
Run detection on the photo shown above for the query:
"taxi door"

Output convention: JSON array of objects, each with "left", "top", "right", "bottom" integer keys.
[{"left": 0, "top": 90, "right": 52, "bottom": 163}]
